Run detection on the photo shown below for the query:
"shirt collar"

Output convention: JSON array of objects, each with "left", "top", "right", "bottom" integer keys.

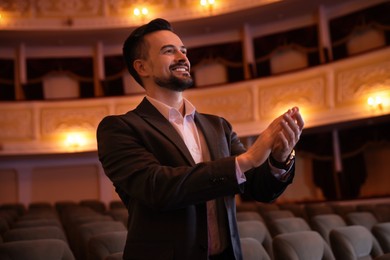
[{"left": 146, "top": 96, "right": 196, "bottom": 122}]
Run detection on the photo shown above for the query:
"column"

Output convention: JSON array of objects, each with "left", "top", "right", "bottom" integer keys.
[
  {"left": 241, "top": 24, "right": 257, "bottom": 79},
  {"left": 14, "top": 43, "right": 27, "bottom": 100},
  {"left": 332, "top": 129, "right": 342, "bottom": 199},
  {"left": 94, "top": 41, "right": 105, "bottom": 97},
  {"left": 318, "top": 5, "right": 333, "bottom": 63}
]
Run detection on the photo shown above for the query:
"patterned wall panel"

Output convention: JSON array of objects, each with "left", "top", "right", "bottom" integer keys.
[
  {"left": 258, "top": 75, "right": 328, "bottom": 120},
  {"left": 336, "top": 60, "right": 390, "bottom": 106},
  {"left": 188, "top": 86, "right": 254, "bottom": 124},
  {"left": 40, "top": 106, "right": 108, "bottom": 138},
  {"left": 0, "top": 108, "right": 34, "bottom": 141}
]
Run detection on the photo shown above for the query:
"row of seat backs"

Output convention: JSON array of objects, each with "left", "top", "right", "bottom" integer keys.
[{"left": 237, "top": 211, "right": 390, "bottom": 260}]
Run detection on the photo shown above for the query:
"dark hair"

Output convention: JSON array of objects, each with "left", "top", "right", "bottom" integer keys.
[{"left": 122, "top": 18, "right": 173, "bottom": 87}]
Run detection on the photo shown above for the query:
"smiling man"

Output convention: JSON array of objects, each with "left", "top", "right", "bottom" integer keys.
[{"left": 97, "top": 18, "right": 304, "bottom": 260}]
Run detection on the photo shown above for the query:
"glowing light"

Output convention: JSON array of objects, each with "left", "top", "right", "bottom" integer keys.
[
  {"left": 133, "top": 7, "right": 148, "bottom": 17},
  {"left": 64, "top": 132, "right": 87, "bottom": 148},
  {"left": 367, "top": 91, "right": 390, "bottom": 112},
  {"left": 367, "top": 95, "right": 384, "bottom": 110},
  {"left": 200, "top": 0, "right": 215, "bottom": 6},
  {"left": 200, "top": 0, "right": 215, "bottom": 15}
]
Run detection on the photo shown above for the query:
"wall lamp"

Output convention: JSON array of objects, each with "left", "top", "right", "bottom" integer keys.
[
  {"left": 367, "top": 92, "right": 389, "bottom": 111},
  {"left": 133, "top": 7, "right": 148, "bottom": 19},
  {"left": 200, "top": 0, "right": 215, "bottom": 15}
]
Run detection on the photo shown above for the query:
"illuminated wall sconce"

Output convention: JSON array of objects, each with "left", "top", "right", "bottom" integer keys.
[
  {"left": 367, "top": 93, "right": 388, "bottom": 111},
  {"left": 133, "top": 7, "right": 148, "bottom": 19},
  {"left": 200, "top": 0, "right": 215, "bottom": 15},
  {"left": 64, "top": 132, "right": 87, "bottom": 150}
]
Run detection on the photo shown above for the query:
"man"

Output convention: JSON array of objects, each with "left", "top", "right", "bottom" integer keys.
[{"left": 97, "top": 18, "right": 304, "bottom": 260}]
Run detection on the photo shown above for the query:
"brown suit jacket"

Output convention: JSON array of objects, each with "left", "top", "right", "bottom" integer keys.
[{"left": 97, "top": 98, "right": 294, "bottom": 260}]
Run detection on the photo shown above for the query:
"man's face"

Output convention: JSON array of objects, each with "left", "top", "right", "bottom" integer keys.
[{"left": 142, "top": 30, "right": 193, "bottom": 91}]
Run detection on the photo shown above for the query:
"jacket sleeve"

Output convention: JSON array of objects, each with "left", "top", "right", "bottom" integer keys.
[
  {"left": 96, "top": 114, "right": 242, "bottom": 211},
  {"left": 222, "top": 116, "right": 295, "bottom": 203}
]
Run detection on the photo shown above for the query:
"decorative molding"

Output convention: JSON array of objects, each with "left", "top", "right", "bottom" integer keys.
[
  {"left": 188, "top": 86, "right": 254, "bottom": 123},
  {"left": 0, "top": 109, "right": 34, "bottom": 140},
  {"left": 40, "top": 106, "right": 108, "bottom": 137},
  {"left": 258, "top": 76, "right": 327, "bottom": 119},
  {"left": 35, "top": 0, "right": 103, "bottom": 17},
  {"left": 336, "top": 60, "right": 390, "bottom": 105}
]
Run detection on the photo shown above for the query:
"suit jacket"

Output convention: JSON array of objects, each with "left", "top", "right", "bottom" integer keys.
[{"left": 97, "top": 98, "right": 294, "bottom": 260}]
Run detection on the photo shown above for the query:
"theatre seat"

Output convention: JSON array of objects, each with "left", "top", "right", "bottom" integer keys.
[
  {"left": 0, "top": 239, "right": 75, "bottom": 260},
  {"left": 346, "top": 212, "right": 378, "bottom": 231},
  {"left": 305, "top": 204, "right": 334, "bottom": 219},
  {"left": 269, "top": 217, "right": 311, "bottom": 237},
  {"left": 310, "top": 214, "right": 346, "bottom": 244},
  {"left": 331, "top": 204, "right": 357, "bottom": 219},
  {"left": 12, "top": 218, "right": 63, "bottom": 230},
  {"left": 236, "top": 211, "right": 264, "bottom": 222},
  {"left": 87, "top": 231, "right": 127, "bottom": 260},
  {"left": 279, "top": 203, "right": 308, "bottom": 220},
  {"left": 79, "top": 199, "right": 106, "bottom": 214},
  {"left": 238, "top": 220, "right": 273, "bottom": 258},
  {"left": 3, "top": 226, "right": 67, "bottom": 243},
  {"left": 372, "top": 223, "right": 390, "bottom": 253},
  {"left": 272, "top": 230, "right": 335, "bottom": 260},
  {"left": 330, "top": 225, "right": 384, "bottom": 260},
  {"left": 240, "top": 237, "right": 271, "bottom": 260},
  {"left": 257, "top": 203, "right": 280, "bottom": 217},
  {"left": 77, "top": 221, "right": 126, "bottom": 260},
  {"left": 263, "top": 210, "right": 295, "bottom": 224}
]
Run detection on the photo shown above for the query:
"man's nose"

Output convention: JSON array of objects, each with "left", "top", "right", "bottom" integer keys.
[{"left": 175, "top": 51, "right": 188, "bottom": 62}]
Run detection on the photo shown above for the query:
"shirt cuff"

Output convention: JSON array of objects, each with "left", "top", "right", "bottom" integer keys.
[
  {"left": 269, "top": 159, "right": 293, "bottom": 182},
  {"left": 235, "top": 157, "right": 247, "bottom": 184}
]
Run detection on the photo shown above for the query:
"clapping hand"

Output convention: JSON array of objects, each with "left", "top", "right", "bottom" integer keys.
[{"left": 237, "top": 107, "right": 304, "bottom": 172}]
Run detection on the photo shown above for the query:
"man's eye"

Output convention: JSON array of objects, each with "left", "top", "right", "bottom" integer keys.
[{"left": 164, "top": 49, "right": 174, "bottom": 54}]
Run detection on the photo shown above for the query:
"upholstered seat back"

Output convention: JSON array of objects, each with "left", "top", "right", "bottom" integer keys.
[
  {"left": 273, "top": 230, "right": 335, "bottom": 260},
  {"left": 3, "top": 226, "right": 67, "bottom": 242},
  {"left": 372, "top": 223, "right": 390, "bottom": 253},
  {"left": 0, "top": 239, "right": 75, "bottom": 260},
  {"left": 238, "top": 220, "right": 273, "bottom": 258},
  {"left": 269, "top": 217, "right": 311, "bottom": 237},
  {"left": 241, "top": 237, "right": 271, "bottom": 260},
  {"left": 88, "top": 231, "right": 127, "bottom": 260},
  {"left": 311, "top": 214, "right": 346, "bottom": 244},
  {"left": 330, "top": 225, "right": 384, "bottom": 260},
  {"left": 346, "top": 212, "right": 378, "bottom": 231}
]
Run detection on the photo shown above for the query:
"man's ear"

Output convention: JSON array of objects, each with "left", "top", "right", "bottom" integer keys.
[{"left": 133, "top": 60, "right": 149, "bottom": 77}]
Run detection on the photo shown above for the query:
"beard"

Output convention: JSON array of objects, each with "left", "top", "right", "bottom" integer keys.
[{"left": 153, "top": 74, "right": 193, "bottom": 92}]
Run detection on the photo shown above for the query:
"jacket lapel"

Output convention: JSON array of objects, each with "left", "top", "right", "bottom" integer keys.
[
  {"left": 134, "top": 98, "right": 195, "bottom": 165},
  {"left": 194, "top": 112, "right": 222, "bottom": 161}
]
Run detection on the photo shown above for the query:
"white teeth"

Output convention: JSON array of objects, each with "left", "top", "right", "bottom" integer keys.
[{"left": 173, "top": 67, "right": 187, "bottom": 72}]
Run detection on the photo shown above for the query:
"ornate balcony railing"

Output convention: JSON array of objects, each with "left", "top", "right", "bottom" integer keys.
[{"left": 0, "top": 47, "right": 389, "bottom": 155}]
